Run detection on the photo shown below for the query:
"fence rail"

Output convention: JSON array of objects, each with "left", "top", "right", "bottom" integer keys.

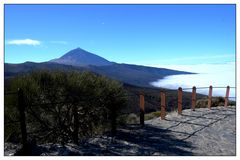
[{"left": 182, "top": 86, "right": 236, "bottom": 90}]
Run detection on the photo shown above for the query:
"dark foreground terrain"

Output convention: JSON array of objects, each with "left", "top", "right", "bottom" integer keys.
[{"left": 5, "top": 106, "right": 236, "bottom": 156}]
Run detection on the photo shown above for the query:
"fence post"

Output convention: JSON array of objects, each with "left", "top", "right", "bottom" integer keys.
[
  {"left": 192, "top": 86, "right": 196, "bottom": 111},
  {"left": 178, "top": 87, "right": 182, "bottom": 115},
  {"left": 17, "top": 88, "right": 28, "bottom": 151},
  {"left": 224, "top": 86, "right": 230, "bottom": 107},
  {"left": 161, "top": 92, "right": 166, "bottom": 120},
  {"left": 73, "top": 106, "right": 79, "bottom": 144},
  {"left": 140, "top": 93, "right": 145, "bottom": 126},
  {"left": 208, "top": 85, "right": 213, "bottom": 110},
  {"left": 111, "top": 106, "right": 117, "bottom": 137}
]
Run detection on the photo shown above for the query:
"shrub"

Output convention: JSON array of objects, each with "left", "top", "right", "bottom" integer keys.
[
  {"left": 196, "top": 96, "right": 235, "bottom": 108},
  {"left": 144, "top": 111, "right": 161, "bottom": 120},
  {"left": 4, "top": 70, "right": 127, "bottom": 144}
]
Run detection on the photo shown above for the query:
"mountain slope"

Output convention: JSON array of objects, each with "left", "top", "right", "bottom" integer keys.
[
  {"left": 50, "top": 48, "right": 112, "bottom": 66},
  {"left": 5, "top": 47, "right": 193, "bottom": 87},
  {"left": 5, "top": 61, "right": 192, "bottom": 87},
  {"left": 4, "top": 62, "right": 85, "bottom": 78},
  {"left": 87, "top": 63, "right": 191, "bottom": 87}
]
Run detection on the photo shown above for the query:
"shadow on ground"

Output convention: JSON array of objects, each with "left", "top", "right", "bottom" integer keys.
[
  {"left": 110, "top": 124, "right": 194, "bottom": 156},
  {"left": 56, "top": 124, "right": 195, "bottom": 156},
  {"left": 11, "top": 124, "right": 194, "bottom": 156}
]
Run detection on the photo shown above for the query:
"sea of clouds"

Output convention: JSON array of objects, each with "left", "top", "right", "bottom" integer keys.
[{"left": 150, "top": 62, "right": 235, "bottom": 99}]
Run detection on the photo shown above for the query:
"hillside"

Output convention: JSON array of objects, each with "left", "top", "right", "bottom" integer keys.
[
  {"left": 88, "top": 63, "right": 191, "bottom": 87},
  {"left": 5, "top": 48, "right": 193, "bottom": 87},
  {"left": 122, "top": 84, "right": 205, "bottom": 114}
]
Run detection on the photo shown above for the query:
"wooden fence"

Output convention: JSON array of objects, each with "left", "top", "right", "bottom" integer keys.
[{"left": 139, "top": 86, "right": 234, "bottom": 124}]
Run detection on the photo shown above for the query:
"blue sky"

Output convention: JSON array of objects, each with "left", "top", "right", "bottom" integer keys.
[{"left": 4, "top": 4, "right": 235, "bottom": 65}]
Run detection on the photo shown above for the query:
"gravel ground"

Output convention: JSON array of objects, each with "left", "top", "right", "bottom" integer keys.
[
  {"left": 4, "top": 106, "right": 236, "bottom": 156},
  {"left": 145, "top": 106, "right": 236, "bottom": 155}
]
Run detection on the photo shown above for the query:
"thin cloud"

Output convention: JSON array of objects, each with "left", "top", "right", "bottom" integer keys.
[
  {"left": 163, "top": 54, "right": 235, "bottom": 62},
  {"left": 50, "top": 41, "right": 67, "bottom": 45},
  {"left": 6, "top": 39, "right": 41, "bottom": 46},
  {"left": 135, "top": 54, "right": 235, "bottom": 65}
]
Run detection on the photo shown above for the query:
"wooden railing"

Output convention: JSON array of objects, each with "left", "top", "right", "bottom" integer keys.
[{"left": 139, "top": 86, "right": 235, "bottom": 124}]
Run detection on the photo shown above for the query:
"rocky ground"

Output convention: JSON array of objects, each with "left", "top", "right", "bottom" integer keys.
[
  {"left": 145, "top": 106, "right": 236, "bottom": 155},
  {"left": 4, "top": 106, "right": 236, "bottom": 156}
]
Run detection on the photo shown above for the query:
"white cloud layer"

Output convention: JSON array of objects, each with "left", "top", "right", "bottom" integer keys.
[
  {"left": 6, "top": 39, "right": 41, "bottom": 46},
  {"left": 150, "top": 62, "right": 235, "bottom": 99}
]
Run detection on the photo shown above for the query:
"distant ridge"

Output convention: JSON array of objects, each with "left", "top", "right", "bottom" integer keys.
[
  {"left": 50, "top": 47, "right": 113, "bottom": 66},
  {"left": 5, "top": 47, "right": 193, "bottom": 87}
]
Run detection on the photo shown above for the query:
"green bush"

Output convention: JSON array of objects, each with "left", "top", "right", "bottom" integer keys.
[
  {"left": 196, "top": 97, "right": 235, "bottom": 108},
  {"left": 144, "top": 111, "right": 161, "bottom": 120},
  {"left": 4, "top": 70, "right": 127, "bottom": 144}
]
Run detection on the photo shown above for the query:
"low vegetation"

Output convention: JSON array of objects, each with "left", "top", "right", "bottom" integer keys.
[
  {"left": 118, "top": 111, "right": 161, "bottom": 124},
  {"left": 144, "top": 111, "right": 161, "bottom": 121},
  {"left": 5, "top": 70, "right": 127, "bottom": 144},
  {"left": 196, "top": 97, "right": 236, "bottom": 108}
]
